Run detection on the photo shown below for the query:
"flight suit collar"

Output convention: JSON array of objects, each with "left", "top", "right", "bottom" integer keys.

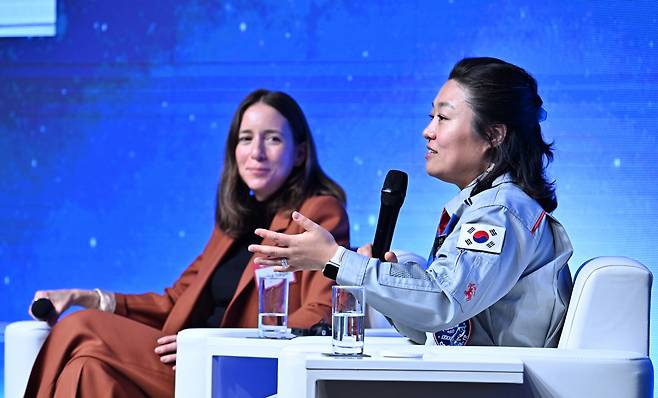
[
  {"left": 444, "top": 172, "right": 514, "bottom": 215},
  {"left": 490, "top": 172, "right": 515, "bottom": 187}
]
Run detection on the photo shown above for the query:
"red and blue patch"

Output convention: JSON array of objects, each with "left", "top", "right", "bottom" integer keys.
[{"left": 472, "top": 230, "right": 489, "bottom": 244}]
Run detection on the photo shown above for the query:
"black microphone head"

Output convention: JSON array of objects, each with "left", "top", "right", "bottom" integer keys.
[
  {"left": 381, "top": 170, "right": 408, "bottom": 207},
  {"left": 31, "top": 298, "right": 55, "bottom": 320},
  {"left": 372, "top": 170, "right": 408, "bottom": 260}
]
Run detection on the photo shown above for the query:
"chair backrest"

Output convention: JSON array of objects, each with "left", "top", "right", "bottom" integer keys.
[
  {"left": 4, "top": 320, "right": 51, "bottom": 398},
  {"left": 558, "top": 256, "right": 652, "bottom": 354}
]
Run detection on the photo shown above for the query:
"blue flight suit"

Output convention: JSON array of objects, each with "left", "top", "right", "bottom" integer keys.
[{"left": 336, "top": 173, "right": 573, "bottom": 347}]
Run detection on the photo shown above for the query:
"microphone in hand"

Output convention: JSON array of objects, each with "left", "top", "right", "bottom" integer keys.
[
  {"left": 31, "top": 297, "right": 57, "bottom": 323},
  {"left": 371, "top": 170, "right": 408, "bottom": 261}
]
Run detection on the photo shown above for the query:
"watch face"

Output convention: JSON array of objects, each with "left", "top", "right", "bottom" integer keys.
[{"left": 323, "top": 262, "right": 339, "bottom": 280}]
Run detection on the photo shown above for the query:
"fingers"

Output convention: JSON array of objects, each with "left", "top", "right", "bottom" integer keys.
[
  {"left": 155, "top": 341, "right": 177, "bottom": 354},
  {"left": 29, "top": 292, "right": 42, "bottom": 317},
  {"left": 29, "top": 291, "right": 59, "bottom": 321},
  {"left": 253, "top": 259, "right": 300, "bottom": 273},
  {"left": 253, "top": 229, "right": 292, "bottom": 247},
  {"left": 272, "top": 265, "right": 295, "bottom": 273},
  {"left": 384, "top": 251, "right": 398, "bottom": 263},
  {"left": 253, "top": 257, "right": 286, "bottom": 267},
  {"left": 357, "top": 243, "right": 373, "bottom": 257},
  {"left": 160, "top": 353, "right": 177, "bottom": 364},
  {"left": 33, "top": 291, "right": 49, "bottom": 301},
  {"left": 248, "top": 244, "right": 289, "bottom": 259},
  {"left": 155, "top": 335, "right": 177, "bottom": 356},
  {"left": 157, "top": 335, "right": 177, "bottom": 344},
  {"left": 291, "top": 211, "right": 320, "bottom": 232},
  {"left": 155, "top": 334, "right": 177, "bottom": 365}
]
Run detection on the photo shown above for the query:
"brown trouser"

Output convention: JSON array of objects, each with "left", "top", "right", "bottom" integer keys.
[{"left": 25, "top": 310, "right": 174, "bottom": 398}]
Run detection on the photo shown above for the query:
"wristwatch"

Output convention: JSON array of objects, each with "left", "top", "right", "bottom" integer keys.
[
  {"left": 322, "top": 259, "right": 340, "bottom": 280},
  {"left": 322, "top": 246, "right": 345, "bottom": 280}
]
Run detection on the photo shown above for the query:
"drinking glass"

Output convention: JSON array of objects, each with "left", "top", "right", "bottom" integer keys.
[
  {"left": 258, "top": 273, "right": 289, "bottom": 338},
  {"left": 331, "top": 285, "right": 365, "bottom": 355}
]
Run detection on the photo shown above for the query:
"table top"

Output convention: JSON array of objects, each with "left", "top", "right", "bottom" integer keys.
[
  {"left": 280, "top": 342, "right": 523, "bottom": 373},
  {"left": 177, "top": 328, "right": 410, "bottom": 358}
]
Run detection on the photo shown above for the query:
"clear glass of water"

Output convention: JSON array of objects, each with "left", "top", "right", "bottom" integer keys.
[
  {"left": 331, "top": 285, "right": 365, "bottom": 355},
  {"left": 258, "top": 273, "right": 289, "bottom": 338}
]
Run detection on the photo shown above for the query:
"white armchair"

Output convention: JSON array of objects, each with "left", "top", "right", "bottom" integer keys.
[
  {"left": 558, "top": 256, "right": 651, "bottom": 354},
  {"left": 3, "top": 321, "right": 50, "bottom": 398}
]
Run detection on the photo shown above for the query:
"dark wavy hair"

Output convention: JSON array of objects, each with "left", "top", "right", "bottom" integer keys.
[
  {"left": 216, "top": 89, "right": 346, "bottom": 237},
  {"left": 449, "top": 57, "right": 557, "bottom": 212}
]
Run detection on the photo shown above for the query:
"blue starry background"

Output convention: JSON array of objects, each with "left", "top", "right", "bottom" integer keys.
[{"left": 1, "top": 0, "right": 658, "bottom": 395}]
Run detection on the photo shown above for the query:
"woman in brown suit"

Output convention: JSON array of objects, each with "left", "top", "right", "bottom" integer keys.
[{"left": 25, "top": 89, "right": 349, "bottom": 397}]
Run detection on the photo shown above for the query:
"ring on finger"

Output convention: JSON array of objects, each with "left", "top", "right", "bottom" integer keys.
[{"left": 280, "top": 258, "right": 289, "bottom": 269}]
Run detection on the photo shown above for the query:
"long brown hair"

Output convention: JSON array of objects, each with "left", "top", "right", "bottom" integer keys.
[{"left": 216, "top": 89, "right": 346, "bottom": 237}]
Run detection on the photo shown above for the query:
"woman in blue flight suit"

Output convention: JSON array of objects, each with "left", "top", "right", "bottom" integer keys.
[{"left": 248, "top": 57, "right": 574, "bottom": 347}]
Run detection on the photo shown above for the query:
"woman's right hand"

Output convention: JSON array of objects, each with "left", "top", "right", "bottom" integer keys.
[
  {"left": 29, "top": 289, "right": 100, "bottom": 325},
  {"left": 356, "top": 243, "right": 398, "bottom": 263}
]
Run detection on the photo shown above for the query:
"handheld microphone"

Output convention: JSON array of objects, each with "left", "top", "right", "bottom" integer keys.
[
  {"left": 31, "top": 298, "right": 56, "bottom": 322},
  {"left": 371, "top": 170, "right": 408, "bottom": 261}
]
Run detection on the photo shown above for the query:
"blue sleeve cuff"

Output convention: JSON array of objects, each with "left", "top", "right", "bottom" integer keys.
[{"left": 336, "top": 249, "right": 371, "bottom": 286}]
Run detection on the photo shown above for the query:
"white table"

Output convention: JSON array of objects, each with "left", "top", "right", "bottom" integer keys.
[
  {"left": 174, "top": 328, "right": 406, "bottom": 398},
  {"left": 276, "top": 341, "right": 653, "bottom": 398}
]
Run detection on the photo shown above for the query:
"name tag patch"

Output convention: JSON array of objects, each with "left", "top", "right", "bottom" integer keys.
[{"left": 456, "top": 223, "right": 505, "bottom": 254}]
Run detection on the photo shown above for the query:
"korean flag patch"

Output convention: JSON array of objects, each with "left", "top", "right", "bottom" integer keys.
[{"left": 456, "top": 223, "right": 506, "bottom": 254}]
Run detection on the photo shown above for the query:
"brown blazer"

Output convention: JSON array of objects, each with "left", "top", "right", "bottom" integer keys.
[{"left": 113, "top": 195, "right": 349, "bottom": 334}]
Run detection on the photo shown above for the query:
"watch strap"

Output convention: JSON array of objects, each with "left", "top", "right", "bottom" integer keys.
[{"left": 322, "top": 246, "right": 345, "bottom": 280}]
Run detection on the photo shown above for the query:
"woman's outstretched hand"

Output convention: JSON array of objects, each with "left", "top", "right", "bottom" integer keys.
[{"left": 248, "top": 211, "right": 338, "bottom": 272}]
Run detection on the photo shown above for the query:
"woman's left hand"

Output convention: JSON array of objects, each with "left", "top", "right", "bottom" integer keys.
[
  {"left": 248, "top": 211, "right": 338, "bottom": 272},
  {"left": 155, "top": 335, "right": 177, "bottom": 370}
]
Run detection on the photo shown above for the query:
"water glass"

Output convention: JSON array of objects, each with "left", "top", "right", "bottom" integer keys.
[
  {"left": 258, "top": 273, "right": 289, "bottom": 338},
  {"left": 331, "top": 285, "right": 366, "bottom": 355}
]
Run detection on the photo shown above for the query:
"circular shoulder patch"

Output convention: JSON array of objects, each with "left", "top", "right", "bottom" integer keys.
[{"left": 433, "top": 319, "right": 472, "bottom": 346}]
